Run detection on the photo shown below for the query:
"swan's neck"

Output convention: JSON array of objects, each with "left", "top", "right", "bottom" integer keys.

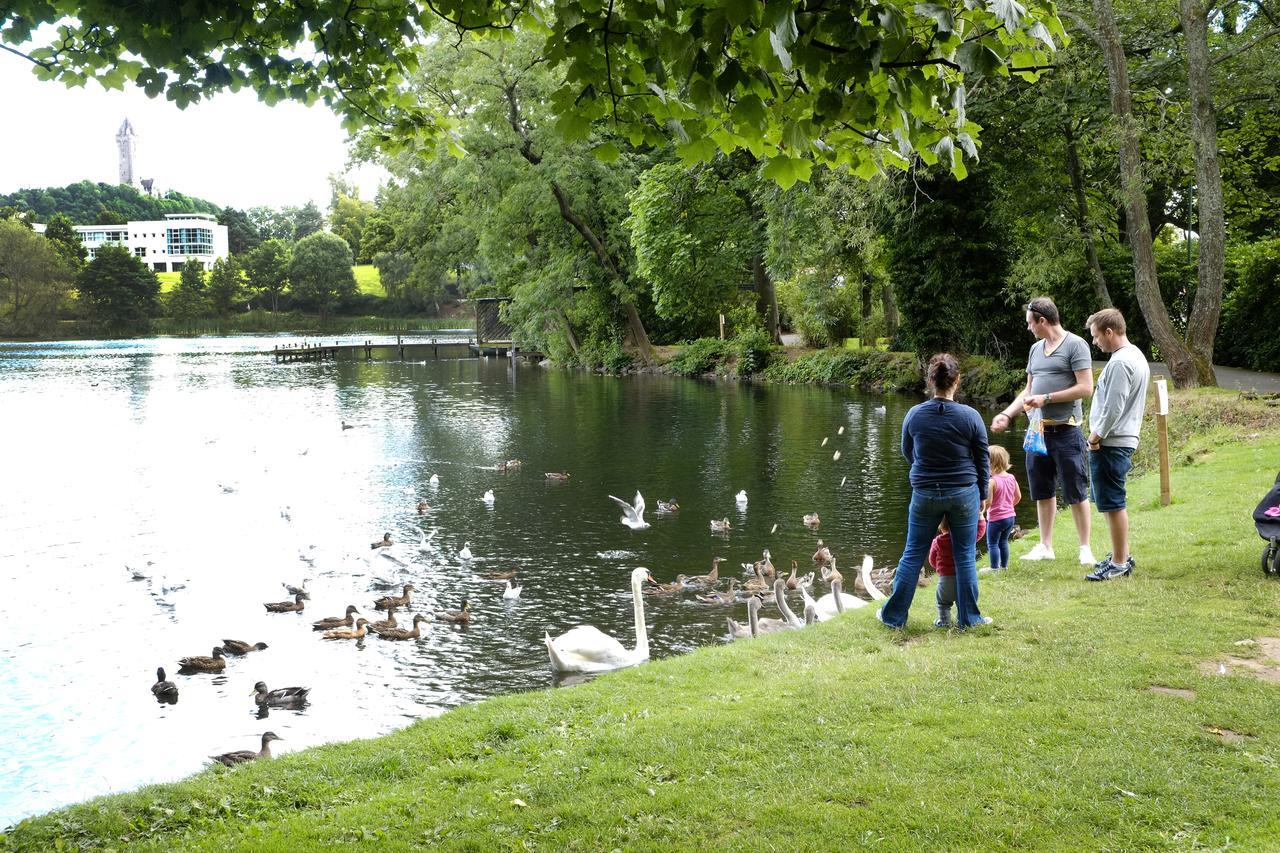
[
  {"left": 833, "top": 579, "right": 845, "bottom": 614},
  {"left": 631, "top": 575, "right": 649, "bottom": 658},
  {"left": 748, "top": 599, "right": 759, "bottom": 637},
  {"left": 775, "top": 583, "right": 802, "bottom": 627}
]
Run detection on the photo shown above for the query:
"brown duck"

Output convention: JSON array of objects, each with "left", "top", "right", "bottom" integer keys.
[
  {"left": 312, "top": 604, "right": 360, "bottom": 631},
  {"left": 479, "top": 569, "right": 518, "bottom": 580},
  {"left": 435, "top": 599, "right": 471, "bottom": 624},
  {"left": 220, "top": 639, "right": 268, "bottom": 655},
  {"left": 685, "top": 557, "right": 724, "bottom": 589},
  {"left": 151, "top": 667, "right": 178, "bottom": 700},
  {"left": 369, "top": 606, "right": 399, "bottom": 634},
  {"left": 377, "top": 613, "right": 430, "bottom": 640},
  {"left": 178, "top": 647, "right": 227, "bottom": 673},
  {"left": 211, "top": 732, "right": 281, "bottom": 766},
  {"left": 644, "top": 574, "right": 689, "bottom": 595},
  {"left": 373, "top": 583, "right": 414, "bottom": 611},
  {"left": 323, "top": 618, "right": 371, "bottom": 640},
  {"left": 264, "top": 593, "right": 307, "bottom": 613}
]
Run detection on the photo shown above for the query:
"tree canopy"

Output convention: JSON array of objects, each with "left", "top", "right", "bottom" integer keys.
[{"left": 0, "top": 181, "right": 218, "bottom": 224}]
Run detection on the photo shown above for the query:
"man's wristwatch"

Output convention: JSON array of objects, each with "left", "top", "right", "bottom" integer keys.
[{"left": 1045, "top": 392, "right": 1054, "bottom": 404}]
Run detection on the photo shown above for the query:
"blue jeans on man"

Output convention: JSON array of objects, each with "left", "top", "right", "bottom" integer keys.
[{"left": 880, "top": 483, "right": 984, "bottom": 628}]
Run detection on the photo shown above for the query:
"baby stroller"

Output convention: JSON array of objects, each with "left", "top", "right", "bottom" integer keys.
[{"left": 1256, "top": 471, "right": 1280, "bottom": 576}]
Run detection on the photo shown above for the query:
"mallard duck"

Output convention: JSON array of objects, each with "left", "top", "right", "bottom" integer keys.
[
  {"left": 685, "top": 557, "right": 724, "bottom": 588},
  {"left": 211, "top": 731, "right": 281, "bottom": 766},
  {"left": 312, "top": 604, "right": 360, "bottom": 631},
  {"left": 264, "top": 593, "right": 307, "bottom": 613},
  {"left": 709, "top": 517, "right": 732, "bottom": 533},
  {"left": 220, "top": 639, "right": 269, "bottom": 655},
  {"left": 435, "top": 599, "right": 472, "bottom": 623},
  {"left": 803, "top": 513, "right": 821, "bottom": 528},
  {"left": 377, "top": 613, "right": 430, "bottom": 640},
  {"left": 812, "top": 539, "right": 833, "bottom": 563},
  {"left": 656, "top": 499, "right": 680, "bottom": 513},
  {"left": 742, "top": 562, "right": 769, "bottom": 593},
  {"left": 416, "top": 501, "right": 430, "bottom": 514},
  {"left": 151, "top": 667, "right": 178, "bottom": 701},
  {"left": 253, "top": 681, "right": 310, "bottom": 707},
  {"left": 496, "top": 459, "right": 522, "bottom": 471},
  {"left": 1011, "top": 524, "right": 1026, "bottom": 541},
  {"left": 373, "top": 583, "right": 414, "bottom": 610},
  {"left": 695, "top": 578, "right": 740, "bottom": 605},
  {"left": 479, "top": 569, "right": 517, "bottom": 580},
  {"left": 643, "top": 574, "right": 689, "bottom": 595},
  {"left": 323, "top": 618, "right": 371, "bottom": 640},
  {"left": 369, "top": 606, "right": 398, "bottom": 634},
  {"left": 178, "top": 647, "right": 227, "bottom": 673},
  {"left": 785, "top": 560, "right": 800, "bottom": 589},
  {"left": 370, "top": 532, "right": 393, "bottom": 550},
  {"left": 758, "top": 549, "right": 776, "bottom": 579},
  {"left": 545, "top": 472, "right": 570, "bottom": 481},
  {"left": 821, "top": 558, "right": 843, "bottom": 588}
]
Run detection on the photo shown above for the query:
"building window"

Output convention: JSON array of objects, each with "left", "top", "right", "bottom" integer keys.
[
  {"left": 134, "top": 247, "right": 146, "bottom": 258},
  {"left": 166, "top": 226, "right": 214, "bottom": 257}
]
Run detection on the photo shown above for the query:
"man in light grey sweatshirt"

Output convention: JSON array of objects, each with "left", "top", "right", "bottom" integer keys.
[{"left": 1083, "top": 308, "right": 1150, "bottom": 581}]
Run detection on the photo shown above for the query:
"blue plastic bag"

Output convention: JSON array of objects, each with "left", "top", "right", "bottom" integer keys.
[{"left": 1023, "top": 408, "right": 1048, "bottom": 456}]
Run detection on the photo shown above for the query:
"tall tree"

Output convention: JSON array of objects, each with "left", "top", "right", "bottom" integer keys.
[
  {"left": 206, "top": 256, "right": 245, "bottom": 317},
  {"left": 242, "top": 239, "right": 291, "bottom": 312},
  {"left": 289, "top": 231, "right": 355, "bottom": 319},
  {"left": 328, "top": 179, "right": 374, "bottom": 263},
  {"left": 76, "top": 245, "right": 161, "bottom": 334},
  {"left": 0, "top": 220, "right": 73, "bottom": 336},
  {"left": 218, "top": 207, "right": 262, "bottom": 255},
  {"left": 292, "top": 202, "right": 325, "bottom": 241},
  {"left": 43, "top": 213, "right": 87, "bottom": 269},
  {"left": 167, "top": 258, "right": 209, "bottom": 330}
]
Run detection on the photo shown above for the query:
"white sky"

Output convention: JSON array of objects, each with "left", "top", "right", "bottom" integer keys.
[{"left": 0, "top": 55, "right": 388, "bottom": 212}]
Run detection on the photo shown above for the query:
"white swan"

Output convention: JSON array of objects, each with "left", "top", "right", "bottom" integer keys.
[
  {"left": 502, "top": 579, "right": 523, "bottom": 600},
  {"left": 735, "top": 489, "right": 748, "bottom": 505},
  {"left": 546, "top": 567, "right": 653, "bottom": 673},
  {"left": 607, "top": 491, "right": 650, "bottom": 530},
  {"left": 482, "top": 489, "right": 495, "bottom": 505},
  {"left": 859, "top": 554, "right": 888, "bottom": 602},
  {"left": 459, "top": 542, "right": 473, "bottom": 561},
  {"left": 429, "top": 473, "right": 439, "bottom": 487}
]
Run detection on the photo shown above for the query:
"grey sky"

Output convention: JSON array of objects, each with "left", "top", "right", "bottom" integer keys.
[{"left": 0, "top": 56, "right": 387, "bottom": 212}]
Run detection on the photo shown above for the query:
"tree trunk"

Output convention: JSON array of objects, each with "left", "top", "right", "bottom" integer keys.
[
  {"left": 1180, "top": 0, "right": 1224, "bottom": 387},
  {"left": 557, "top": 308, "right": 581, "bottom": 357},
  {"left": 750, "top": 254, "right": 781, "bottom": 343},
  {"left": 881, "top": 281, "right": 899, "bottom": 341},
  {"left": 1063, "top": 126, "right": 1113, "bottom": 309},
  {"left": 1092, "top": 0, "right": 1200, "bottom": 387},
  {"left": 860, "top": 274, "right": 873, "bottom": 338}
]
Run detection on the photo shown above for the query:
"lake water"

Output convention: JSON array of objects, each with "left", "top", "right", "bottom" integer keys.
[{"left": 0, "top": 335, "right": 1027, "bottom": 826}]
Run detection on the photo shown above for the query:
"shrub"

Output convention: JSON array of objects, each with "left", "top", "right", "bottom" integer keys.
[
  {"left": 667, "top": 338, "right": 734, "bottom": 376},
  {"left": 733, "top": 326, "right": 777, "bottom": 376}
]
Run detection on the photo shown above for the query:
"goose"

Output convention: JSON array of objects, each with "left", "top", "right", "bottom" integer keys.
[
  {"left": 378, "top": 613, "right": 430, "bottom": 640},
  {"left": 696, "top": 578, "right": 740, "bottom": 605},
  {"left": 709, "top": 517, "right": 732, "bottom": 533},
  {"left": 151, "top": 667, "right": 178, "bottom": 701},
  {"left": 373, "top": 584, "right": 414, "bottom": 610},
  {"left": 502, "top": 579, "right": 523, "bottom": 600},
  {"left": 608, "top": 491, "right": 649, "bottom": 530},
  {"left": 735, "top": 489, "right": 748, "bottom": 506},
  {"left": 429, "top": 473, "right": 440, "bottom": 487},
  {"left": 264, "top": 593, "right": 307, "bottom": 613},
  {"left": 323, "top": 618, "right": 371, "bottom": 640},
  {"left": 311, "top": 604, "right": 359, "bottom": 631},
  {"left": 253, "top": 682, "right": 310, "bottom": 708},
  {"left": 211, "top": 732, "right": 281, "bottom": 766},
  {"left": 812, "top": 539, "right": 833, "bottom": 563},
  {"left": 858, "top": 554, "right": 888, "bottom": 602},
  {"left": 459, "top": 542, "right": 473, "bottom": 561},
  {"left": 370, "top": 532, "right": 393, "bottom": 549},
  {"left": 727, "top": 595, "right": 762, "bottom": 639},
  {"left": 220, "top": 639, "right": 269, "bottom": 656},
  {"left": 803, "top": 513, "right": 821, "bottom": 528},
  {"left": 643, "top": 574, "right": 689, "bottom": 595},
  {"left": 546, "top": 567, "right": 654, "bottom": 673},
  {"left": 435, "top": 599, "right": 472, "bottom": 623},
  {"left": 482, "top": 489, "right": 495, "bottom": 505},
  {"left": 178, "top": 647, "right": 226, "bottom": 673},
  {"left": 656, "top": 499, "right": 680, "bottom": 513},
  {"left": 684, "top": 557, "right": 724, "bottom": 588},
  {"left": 545, "top": 472, "right": 571, "bottom": 481}
]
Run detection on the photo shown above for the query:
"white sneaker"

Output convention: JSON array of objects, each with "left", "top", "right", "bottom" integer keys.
[
  {"left": 1078, "top": 545, "right": 1097, "bottom": 566},
  {"left": 1020, "top": 543, "right": 1056, "bottom": 561}
]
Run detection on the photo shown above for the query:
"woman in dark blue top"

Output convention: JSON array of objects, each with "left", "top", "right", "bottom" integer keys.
[{"left": 878, "top": 353, "right": 992, "bottom": 629}]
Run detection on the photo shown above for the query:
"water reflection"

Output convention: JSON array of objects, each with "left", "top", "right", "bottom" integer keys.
[{"left": 0, "top": 336, "right": 1028, "bottom": 826}]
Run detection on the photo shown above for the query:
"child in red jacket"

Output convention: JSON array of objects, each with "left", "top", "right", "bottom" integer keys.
[{"left": 930, "top": 512, "right": 988, "bottom": 628}]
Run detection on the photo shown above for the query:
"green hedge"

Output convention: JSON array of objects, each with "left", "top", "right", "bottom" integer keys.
[{"left": 762, "top": 347, "right": 1024, "bottom": 401}]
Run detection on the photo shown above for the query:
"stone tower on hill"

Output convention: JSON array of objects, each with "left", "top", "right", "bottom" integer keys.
[{"left": 117, "top": 118, "right": 137, "bottom": 186}]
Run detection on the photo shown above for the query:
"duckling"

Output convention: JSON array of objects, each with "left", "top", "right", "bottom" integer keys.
[
  {"left": 696, "top": 578, "right": 740, "bottom": 605},
  {"left": 656, "top": 499, "right": 680, "bottom": 513},
  {"left": 323, "top": 618, "right": 371, "bottom": 640},
  {"left": 803, "top": 513, "right": 821, "bottom": 528},
  {"left": 812, "top": 539, "right": 833, "bottom": 563},
  {"left": 709, "top": 517, "right": 732, "bottom": 533},
  {"left": 373, "top": 583, "right": 414, "bottom": 611},
  {"left": 211, "top": 731, "right": 282, "bottom": 766},
  {"left": 312, "top": 604, "right": 360, "bottom": 631},
  {"left": 264, "top": 593, "right": 307, "bottom": 613},
  {"left": 370, "top": 532, "right": 393, "bottom": 550},
  {"left": 502, "top": 579, "right": 523, "bottom": 600},
  {"left": 644, "top": 574, "right": 689, "bottom": 595},
  {"left": 685, "top": 556, "right": 724, "bottom": 589},
  {"left": 178, "top": 647, "right": 227, "bottom": 673},
  {"left": 435, "top": 599, "right": 472, "bottom": 624},
  {"left": 369, "top": 606, "right": 398, "bottom": 634},
  {"left": 151, "top": 667, "right": 178, "bottom": 701},
  {"left": 220, "top": 639, "right": 269, "bottom": 655},
  {"left": 544, "top": 472, "right": 571, "bottom": 481},
  {"left": 377, "top": 613, "right": 430, "bottom": 640},
  {"left": 253, "top": 682, "right": 310, "bottom": 707}
]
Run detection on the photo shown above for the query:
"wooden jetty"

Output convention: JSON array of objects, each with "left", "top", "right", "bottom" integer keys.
[{"left": 271, "top": 337, "right": 540, "bottom": 363}]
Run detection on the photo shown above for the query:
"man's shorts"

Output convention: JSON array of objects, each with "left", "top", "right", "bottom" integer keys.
[
  {"left": 1089, "top": 445, "right": 1135, "bottom": 512},
  {"left": 1026, "top": 424, "right": 1089, "bottom": 505}
]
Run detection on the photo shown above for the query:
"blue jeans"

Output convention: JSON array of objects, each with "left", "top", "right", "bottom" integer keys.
[
  {"left": 881, "top": 483, "right": 983, "bottom": 627},
  {"left": 987, "top": 516, "right": 1016, "bottom": 569}
]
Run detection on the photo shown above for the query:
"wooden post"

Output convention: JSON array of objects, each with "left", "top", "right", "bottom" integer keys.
[
  {"left": 1155, "top": 378, "right": 1171, "bottom": 506},
  {"left": 719, "top": 313, "right": 726, "bottom": 340}
]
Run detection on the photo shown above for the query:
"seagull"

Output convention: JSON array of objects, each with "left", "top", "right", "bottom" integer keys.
[
  {"left": 482, "top": 489, "right": 495, "bottom": 505},
  {"left": 459, "top": 542, "right": 473, "bottom": 561},
  {"left": 502, "top": 579, "right": 523, "bottom": 600},
  {"left": 735, "top": 490, "right": 748, "bottom": 506},
  {"left": 608, "top": 491, "right": 650, "bottom": 530},
  {"left": 126, "top": 563, "right": 152, "bottom": 581}
]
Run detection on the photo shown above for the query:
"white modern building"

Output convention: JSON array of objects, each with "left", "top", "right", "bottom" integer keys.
[{"left": 75, "top": 213, "right": 229, "bottom": 272}]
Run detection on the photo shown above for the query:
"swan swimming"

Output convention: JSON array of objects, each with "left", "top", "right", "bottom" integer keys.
[
  {"left": 546, "top": 567, "right": 653, "bottom": 673},
  {"left": 459, "top": 542, "right": 473, "bottom": 561},
  {"left": 482, "top": 489, "right": 495, "bottom": 505},
  {"left": 607, "top": 491, "right": 650, "bottom": 530},
  {"left": 735, "top": 489, "right": 748, "bottom": 505}
]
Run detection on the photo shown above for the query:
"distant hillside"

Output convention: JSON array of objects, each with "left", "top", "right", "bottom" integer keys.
[{"left": 0, "top": 181, "right": 219, "bottom": 225}]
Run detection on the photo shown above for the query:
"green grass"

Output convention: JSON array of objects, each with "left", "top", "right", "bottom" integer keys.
[
  {"left": 157, "top": 271, "right": 180, "bottom": 293},
  {"left": 353, "top": 264, "right": 383, "bottom": 297},
  {"left": 5, "top": 390, "right": 1280, "bottom": 851}
]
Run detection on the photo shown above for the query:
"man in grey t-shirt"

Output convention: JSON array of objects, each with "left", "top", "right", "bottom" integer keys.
[
  {"left": 1083, "top": 307, "right": 1150, "bottom": 581},
  {"left": 991, "top": 296, "right": 1097, "bottom": 566}
]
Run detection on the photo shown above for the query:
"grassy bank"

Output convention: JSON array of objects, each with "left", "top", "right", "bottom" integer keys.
[{"left": 5, "top": 391, "right": 1280, "bottom": 850}]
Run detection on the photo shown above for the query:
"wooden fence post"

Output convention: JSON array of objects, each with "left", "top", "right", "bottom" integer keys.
[{"left": 1155, "top": 378, "right": 1171, "bottom": 506}]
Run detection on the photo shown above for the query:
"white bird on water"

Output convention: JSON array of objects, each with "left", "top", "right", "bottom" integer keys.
[
  {"left": 459, "top": 542, "right": 473, "bottom": 561},
  {"left": 429, "top": 473, "right": 439, "bottom": 488},
  {"left": 482, "top": 489, "right": 495, "bottom": 505},
  {"left": 735, "top": 490, "right": 748, "bottom": 506},
  {"left": 608, "top": 491, "right": 650, "bottom": 530},
  {"left": 503, "top": 579, "right": 523, "bottom": 600}
]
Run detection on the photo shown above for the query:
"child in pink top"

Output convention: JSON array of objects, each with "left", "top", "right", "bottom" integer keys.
[{"left": 986, "top": 445, "right": 1022, "bottom": 569}]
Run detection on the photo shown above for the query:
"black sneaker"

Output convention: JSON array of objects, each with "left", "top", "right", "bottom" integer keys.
[
  {"left": 1094, "top": 552, "right": 1113, "bottom": 571},
  {"left": 1085, "top": 557, "right": 1134, "bottom": 581}
]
